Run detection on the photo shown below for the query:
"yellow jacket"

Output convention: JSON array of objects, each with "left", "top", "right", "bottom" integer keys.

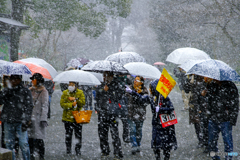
[{"left": 60, "top": 88, "right": 85, "bottom": 122}]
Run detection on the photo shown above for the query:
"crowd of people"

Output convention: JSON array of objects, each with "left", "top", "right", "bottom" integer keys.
[{"left": 0, "top": 65, "right": 239, "bottom": 160}]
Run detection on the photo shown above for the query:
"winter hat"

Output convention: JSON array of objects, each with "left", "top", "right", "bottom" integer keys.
[{"left": 30, "top": 73, "right": 44, "bottom": 84}]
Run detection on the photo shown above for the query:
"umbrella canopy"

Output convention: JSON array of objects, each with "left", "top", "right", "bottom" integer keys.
[
  {"left": 53, "top": 70, "right": 101, "bottom": 85},
  {"left": 183, "top": 59, "right": 240, "bottom": 81},
  {"left": 67, "top": 58, "right": 90, "bottom": 68},
  {"left": 19, "top": 58, "right": 58, "bottom": 78},
  {"left": 166, "top": 47, "right": 211, "bottom": 64},
  {"left": 154, "top": 62, "right": 165, "bottom": 66},
  {"left": 14, "top": 61, "right": 52, "bottom": 80},
  {"left": 124, "top": 62, "right": 161, "bottom": 79},
  {"left": 82, "top": 60, "right": 129, "bottom": 75},
  {"left": 105, "top": 52, "right": 146, "bottom": 65},
  {"left": 0, "top": 61, "right": 32, "bottom": 76}
]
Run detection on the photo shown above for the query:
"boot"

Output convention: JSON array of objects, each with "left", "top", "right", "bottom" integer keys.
[{"left": 154, "top": 149, "right": 161, "bottom": 160}]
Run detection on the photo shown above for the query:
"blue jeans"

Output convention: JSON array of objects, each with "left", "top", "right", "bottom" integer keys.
[
  {"left": 4, "top": 122, "right": 30, "bottom": 160},
  {"left": 208, "top": 120, "right": 233, "bottom": 159},
  {"left": 128, "top": 120, "right": 143, "bottom": 148}
]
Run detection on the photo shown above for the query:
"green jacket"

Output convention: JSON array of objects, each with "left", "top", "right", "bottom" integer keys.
[{"left": 60, "top": 88, "right": 85, "bottom": 122}]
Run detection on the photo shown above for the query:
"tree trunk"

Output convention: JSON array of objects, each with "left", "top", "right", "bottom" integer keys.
[{"left": 10, "top": 0, "right": 24, "bottom": 61}]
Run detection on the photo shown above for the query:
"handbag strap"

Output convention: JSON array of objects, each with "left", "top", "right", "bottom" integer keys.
[{"left": 33, "top": 90, "right": 43, "bottom": 106}]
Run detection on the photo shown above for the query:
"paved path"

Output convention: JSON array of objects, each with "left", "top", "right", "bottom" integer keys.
[{"left": 30, "top": 88, "right": 240, "bottom": 159}]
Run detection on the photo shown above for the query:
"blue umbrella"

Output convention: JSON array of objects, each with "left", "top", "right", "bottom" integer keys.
[
  {"left": 186, "top": 59, "right": 240, "bottom": 81},
  {"left": 0, "top": 61, "right": 32, "bottom": 75}
]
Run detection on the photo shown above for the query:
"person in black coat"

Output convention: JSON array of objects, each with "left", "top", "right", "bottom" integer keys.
[
  {"left": 126, "top": 79, "right": 177, "bottom": 160},
  {"left": 0, "top": 75, "right": 33, "bottom": 160},
  {"left": 95, "top": 71, "right": 125, "bottom": 159},
  {"left": 202, "top": 78, "right": 239, "bottom": 160}
]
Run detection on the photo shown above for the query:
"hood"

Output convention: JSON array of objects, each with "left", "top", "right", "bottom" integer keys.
[{"left": 150, "top": 79, "right": 160, "bottom": 97}]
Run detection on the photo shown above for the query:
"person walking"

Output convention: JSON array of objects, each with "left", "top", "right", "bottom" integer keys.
[
  {"left": 44, "top": 80, "right": 55, "bottom": 119},
  {"left": 95, "top": 71, "right": 124, "bottom": 160},
  {"left": 126, "top": 76, "right": 148, "bottom": 154},
  {"left": 202, "top": 78, "right": 239, "bottom": 160},
  {"left": 116, "top": 75, "right": 131, "bottom": 144},
  {"left": 188, "top": 75, "right": 206, "bottom": 149},
  {"left": 60, "top": 81, "right": 85, "bottom": 156},
  {"left": 173, "top": 67, "right": 191, "bottom": 110},
  {"left": 0, "top": 75, "right": 33, "bottom": 160},
  {"left": 28, "top": 73, "right": 49, "bottom": 160},
  {"left": 126, "top": 79, "right": 177, "bottom": 160},
  {"left": 79, "top": 85, "right": 93, "bottom": 110}
]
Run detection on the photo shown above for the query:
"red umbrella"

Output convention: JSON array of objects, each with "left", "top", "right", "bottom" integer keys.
[
  {"left": 14, "top": 61, "right": 52, "bottom": 80},
  {"left": 154, "top": 62, "right": 165, "bottom": 66}
]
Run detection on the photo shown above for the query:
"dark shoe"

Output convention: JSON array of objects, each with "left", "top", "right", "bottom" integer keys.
[
  {"left": 76, "top": 151, "right": 81, "bottom": 156},
  {"left": 30, "top": 155, "right": 35, "bottom": 160},
  {"left": 132, "top": 147, "right": 137, "bottom": 155},
  {"left": 101, "top": 153, "right": 109, "bottom": 158},
  {"left": 114, "top": 154, "right": 123, "bottom": 160}
]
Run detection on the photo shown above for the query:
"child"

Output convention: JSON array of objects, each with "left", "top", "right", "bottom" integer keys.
[{"left": 126, "top": 79, "right": 177, "bottom": 160}]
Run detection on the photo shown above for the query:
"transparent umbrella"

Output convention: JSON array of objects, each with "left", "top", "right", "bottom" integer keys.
[
  {"left": 182, "top": 59, "right": 240, "bottom": 81},
  {"left": 124, "top": 62, "right": 161, "bottom": 79},
  {"left": 166, "top": 47, "right": 211, "bottom": 65},
  {"left": 0, "top": 61, "right": 32, "bottom": 76},
  {"left": 53, "top": 70, "right": 101, "bottom": 85},
  {"left": 82, "top": 60, "right": 129, "bottom": 75},
  {"left": 105, "top": 52, "right": 146, "bottom": 65}
]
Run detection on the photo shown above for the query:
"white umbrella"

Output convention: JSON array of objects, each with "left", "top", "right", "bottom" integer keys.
[
  {"left": 166, "top": 47, "right": 211, "bottom": 64},
  {"left": 20, "top": 58, "right": 58, "bottom": 78},
  {"left": 53, "top": 70, "right": 101, "bottom": 85},
  {"left": 105, "top": 52, "right": 146, "bottom": 65},
  {"left": 124, "top": 62, "right": 161, "bottom": 79}
]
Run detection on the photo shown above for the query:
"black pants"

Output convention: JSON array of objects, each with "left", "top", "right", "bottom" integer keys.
[
  {"left": 154, "top": 149, "right": 170, "bottom": 160},
  {"left": 29, "top": 138, "right": 45, "bottom": 158},
  {"left": 119, "top": 114, "right": 130, "bottom": 143},
  {"left": 98, "top": 112, "right": 122, "bottom": 155},
  {"left": 194, "top": 123, "right": 203, "bottom": 144},
  {"left": 63, "top": 121, "right": 82, "bottom": 154},
  {"left": 199, "top": 113, "right": 209, "bottom": 146}
]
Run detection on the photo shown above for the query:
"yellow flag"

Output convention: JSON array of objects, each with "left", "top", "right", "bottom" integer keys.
[{"left": 156, "top": 68, "right": 176, "bottom": 98}]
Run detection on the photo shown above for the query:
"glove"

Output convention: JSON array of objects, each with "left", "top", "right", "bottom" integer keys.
[
  {"left": 40, "top": 121, "right": 48, "bottom": 127},
  {"left": 156, "top": 106, "right": 160, "bottom": 112},
  {"left": 68, "top": 97, "right": 75, "bottom": 101},
  {"left": 125, "top": 85, "right": 132, "bottom": 93}
]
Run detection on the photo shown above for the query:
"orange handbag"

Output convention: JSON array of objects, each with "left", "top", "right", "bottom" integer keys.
[{"left": 72, "top": 110, "right": 93, "bottom": 124}]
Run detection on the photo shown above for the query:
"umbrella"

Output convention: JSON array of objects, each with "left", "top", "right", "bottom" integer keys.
[
  {"left": 14, "top": 61, "right": 52, "bottom": 80},
  {"left": 82, "top": 60, "right": 129, "bottom": 75},
  {"left": 19, "top": 58, "right": 58, "bottom": 78},
  {"left": 154, "top": 62, "right": 165, "bottom": 66},
  {"left": 124, "top": 62, "right": 161, "bottom": 79},
  {"left": 67, "top": 58, "right": 90, "bottom": 68},
  {"left": 105, "top": 52, "right": 146, "bottom": 65},
  {"left": 53, "top": 70, "right": 101, "bottom": 85},
  {"left": 183, "top": 59, "right": 240, "bottom": 81},
  {"left": 166, "top": 47, "right": 211, "bottom": 64},
  {"left": 0, "top": 61, "right": 32, "bottom": 76}
]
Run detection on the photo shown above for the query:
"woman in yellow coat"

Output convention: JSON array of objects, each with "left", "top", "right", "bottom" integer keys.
[{"left": 60, "top": 81, "right": 85, "bottom": 156}]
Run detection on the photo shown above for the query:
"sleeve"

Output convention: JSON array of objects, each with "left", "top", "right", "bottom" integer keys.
[
  {"left": 158, "top": 97, "right": 174, "bottom": 114},
  {"left": 24, "top": 89, "right": 34, "bottom": 122},
  {"left": 40, "top": 89, "right": 49, "bottom": 121},
  {"left": 60, "top": 90, "right": 73, "bottom": 110},
  {"left": 228, "top": 83, "right": 239, "bottom": 126},
  {"left": 76, "top": 90, "right": 85, "bottom": 109}
]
